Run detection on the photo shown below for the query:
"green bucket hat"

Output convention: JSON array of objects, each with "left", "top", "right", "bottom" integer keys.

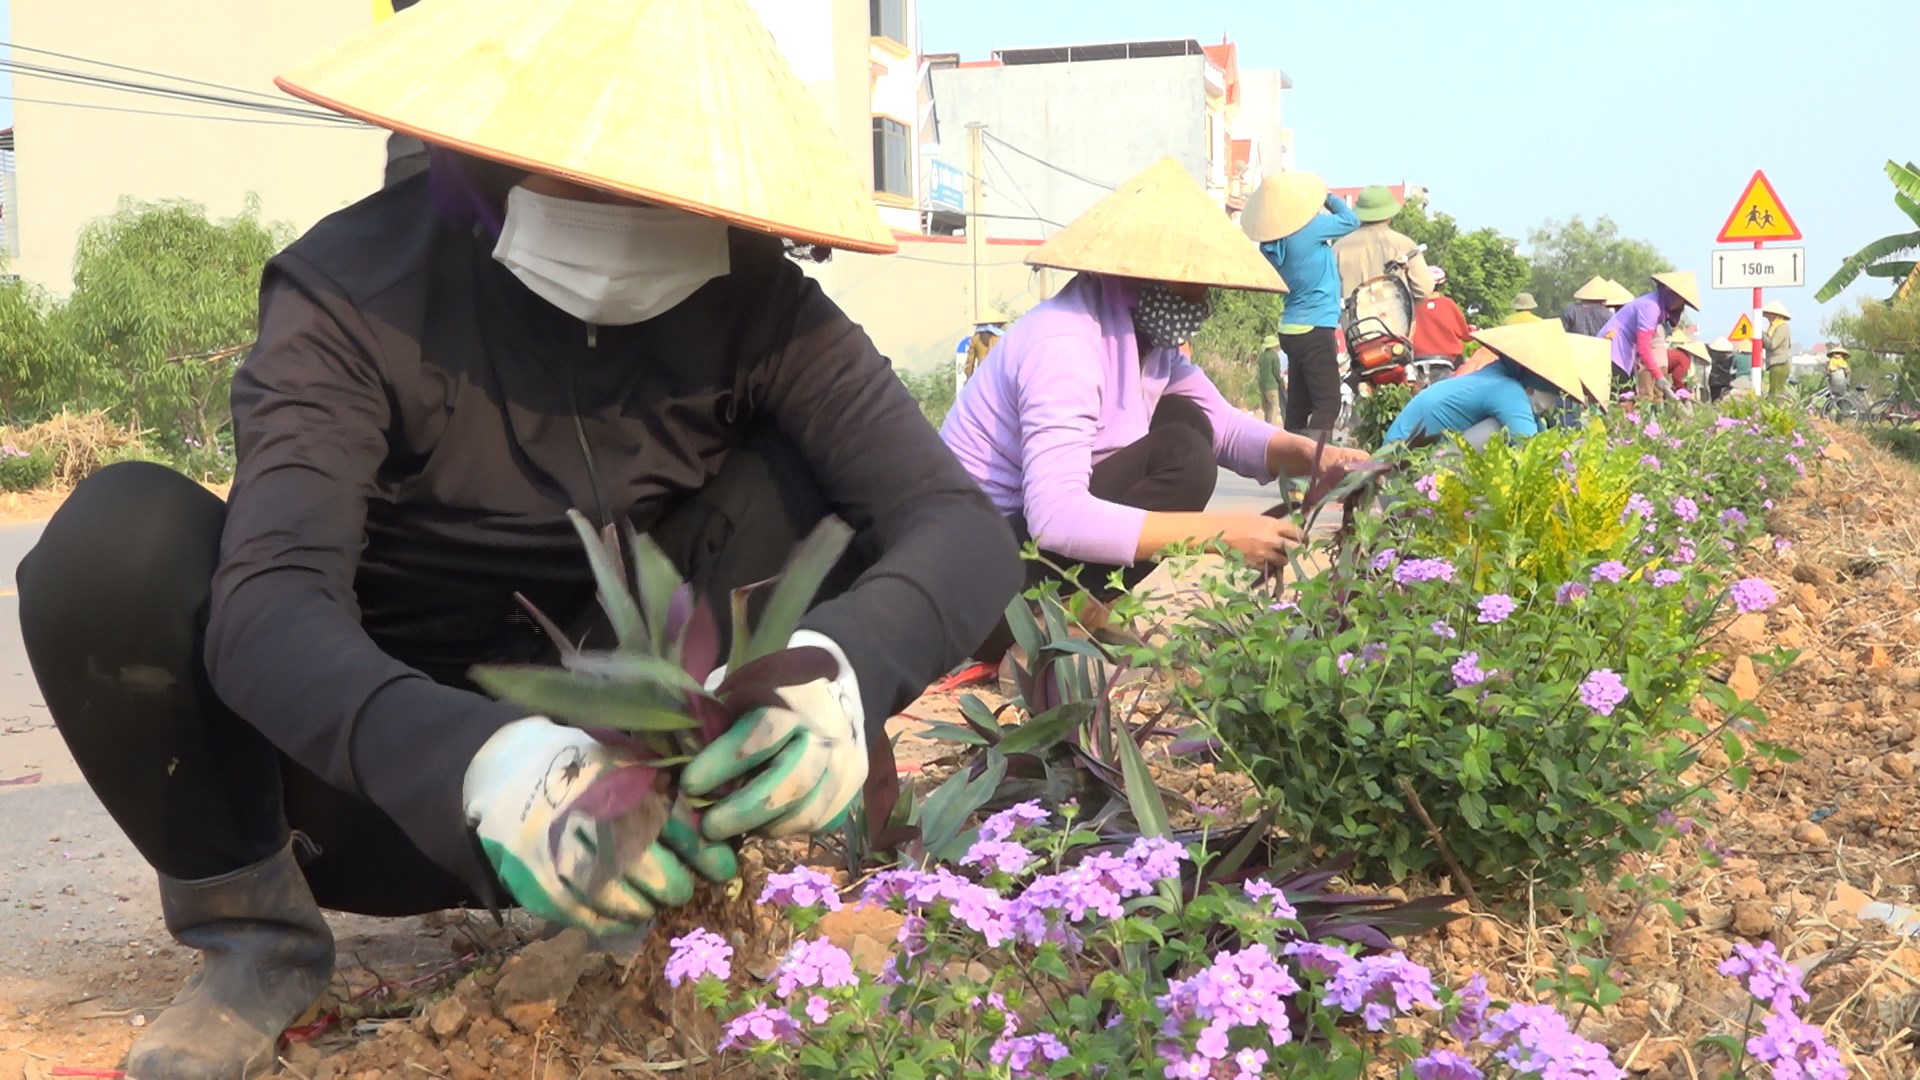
[
  {"left": 1353, "top": 185, "right": 1402, "bottom": 223},
  {"left": 1262, "top": 334, "right": 1280, "bottom": 349}
]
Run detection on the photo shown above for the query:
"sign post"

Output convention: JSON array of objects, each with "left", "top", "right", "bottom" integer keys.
[{"left": 1714, "top": 170, "right": 1802, "bottom": 395}]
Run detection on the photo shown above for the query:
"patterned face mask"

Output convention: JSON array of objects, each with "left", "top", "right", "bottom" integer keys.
[{"left": 1133, "top": 283, "right": 1213, "bottom": 350}]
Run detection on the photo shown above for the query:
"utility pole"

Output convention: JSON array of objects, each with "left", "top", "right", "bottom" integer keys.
[
  {"left": 966, "top": 122, "right": 986, "bottom": 327},
  {"left": 955, "top": 122, "right": 986, "bottom": 394}
]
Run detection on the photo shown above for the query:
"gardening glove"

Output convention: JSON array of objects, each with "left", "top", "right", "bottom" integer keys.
[
  {"left": 682, "top": 631, "right": 869, "bottom": 841},
  {"left": 463, "top": 717, "right": 738, "bottom": 936}
]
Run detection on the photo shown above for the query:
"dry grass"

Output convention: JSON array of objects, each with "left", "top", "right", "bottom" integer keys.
[{"left": 0, "top": 409, "right": 151, "bottom": 488}]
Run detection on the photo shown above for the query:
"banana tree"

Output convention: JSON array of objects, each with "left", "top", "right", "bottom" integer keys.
[{"left": 1816, "top": 160, "right": 1920, "bottom": 302}]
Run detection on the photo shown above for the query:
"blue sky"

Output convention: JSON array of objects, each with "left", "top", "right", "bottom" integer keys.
[{"left": 923, "top": 0, "right": 1919, "bottom": 342}]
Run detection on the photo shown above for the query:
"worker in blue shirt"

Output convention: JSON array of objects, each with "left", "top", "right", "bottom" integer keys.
[
  {"left": 1385, "top": 320, "right": 1602, "bottom": 447},
  {"left": 1241, "top": 172, "right": 1360, "bottom": 440}
]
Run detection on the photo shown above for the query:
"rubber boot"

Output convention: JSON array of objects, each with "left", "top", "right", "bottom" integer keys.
[{"left": 125, "top": 841, "right": 335, "bottom": 1080}]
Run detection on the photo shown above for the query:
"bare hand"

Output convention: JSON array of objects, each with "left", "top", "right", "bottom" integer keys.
[
  {"left": 1220, "top": 514, "right": 1305, "bottom": 567},
  {"left": 1313, "top": 445, "right": 1372, "bottom": 469}
]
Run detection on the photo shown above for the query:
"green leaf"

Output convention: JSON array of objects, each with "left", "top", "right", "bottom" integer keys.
[
  {"left": 997, "top": 702, "right": 1094, "bottom": 756},
  {"left": 914, "top": 752, "right": 1007, "bottom": 852},
  {"left": 566, "top": 510, "right": 646, "bottom": 650},
  {"left": 626, "top": 525, "right": 683, "bottom": 656},
  {"left": 917, "top": 721, "right": 989, "bottom": 747},
  {"left": 799, "top": 1045, "right": 839, "bottom": 1073},
  {"left": 743, "top": 518, "right": 854, "bottom": 665},
  {"left": 1114, "top": 717, "right": 1171, "bottom": 837},
  {"left": 561, "top": 651, "right": 707, "bottom": 696},
  {"left": 959, "top": 693, "right": 1004, "bottom": 736},
  {"left": 1006, "top": 595, "right": 1045, "bottom": 659},
  {"left": 469, "top": 665, "right": 699, "bottom": 732},
  {"left": 1032, "top": 946, "right": 1071, "bottom": 981}
]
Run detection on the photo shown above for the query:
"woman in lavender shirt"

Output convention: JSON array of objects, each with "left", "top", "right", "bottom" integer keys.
[{"left": 940, "top": 160, "right": 1368, "bottom": 655}]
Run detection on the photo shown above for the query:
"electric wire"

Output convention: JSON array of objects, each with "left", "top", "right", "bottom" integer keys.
[
  {"left": 0, "top": 58, "right": 362, "bottom": 124},
  {"left": 0, "top": 40, "right": 292, "bottom": 103},
  {"left": 0, "top": 93, "right": 369, "bottom": 129},
  {"left": 982, "top": 131, "right": 1116, "bottom": 191}
]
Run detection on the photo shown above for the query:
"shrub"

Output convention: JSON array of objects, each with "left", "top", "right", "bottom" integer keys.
[
  {"left": 1155, "top": 405, "right": 1808, "bottom": 893},
  {"left": 896, "top": 366, "right": 957, "bottom": 429},
  {"left": 1351, "top": 383, "right": 1413, "bottom": 450},
  {"left": 0, "top": 444, "right": 55, "bottom": 492},
  {"left": 1867, "top": 423, "right": 1920, "bottom": 464}
]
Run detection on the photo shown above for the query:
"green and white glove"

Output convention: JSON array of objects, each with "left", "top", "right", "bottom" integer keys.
[
  {"left": 463, "top": 717, "right": 738, "bottom": 936},
  {"left": 682, "top": 631, "right": 869, "bottom": 840}
]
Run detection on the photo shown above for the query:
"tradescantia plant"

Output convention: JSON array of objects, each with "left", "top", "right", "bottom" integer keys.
[{"left": 470, "top": 509, "right": 853, "bottom": 868}]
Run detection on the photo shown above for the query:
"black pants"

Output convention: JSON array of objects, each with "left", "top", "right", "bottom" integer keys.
[
  {"left": 1281, "top": 327, "right": 1341, "bottom": 436},
  {"left": 17, "top": 439, "right": 868, "bottom": 917},
  {"left": 973, "top": 395, "right": 1217, "bottom": 660}
]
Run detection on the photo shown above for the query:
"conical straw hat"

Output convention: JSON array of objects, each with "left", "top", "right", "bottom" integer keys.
[
  {"left": 1677, "top": 340, "right": 1711, "bottom": 362},
  {"left": 1601, "top": 279, "right": 1635, "bottom": 307},
  {"left": 1762, "top": 300, "right": 1792, "bottom": 320},
  {"left": 1241, "top": 171, "right": 1329, "bottom": 243},
  {"left": 1573, "top": 276, "right": 1613, "bottom": 302},
  {"left": 1570, "top": 334, "right": 1614, "bottom": 405},
  {"left": 1469, "top": 319, "right": 1589, "bottom": 401},
  {"left": 276, "top": 0, "right": 896, "bottom": 254},
  {"left": 1651, "top": 271, "right": 1702, "bottom": 310},
  {"left": 1028, "top": 158, "right": 1286, "bottom": 293}
]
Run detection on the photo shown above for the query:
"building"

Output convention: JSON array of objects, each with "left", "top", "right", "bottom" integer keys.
[
  {"left": 7, "top": 0, "right": 385, "bottom": 291},
  {"left": 924, "top": 38, "right": 1292, "bottom": 243}
]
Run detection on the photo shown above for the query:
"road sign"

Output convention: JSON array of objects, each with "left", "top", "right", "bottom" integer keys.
[
  {"left": 1728, "top": 313, "right": 1756, "bottom": 341},
  {"left": 1716, "top": 170, "right": 1802, "bottom": 243},
  {"left": 1711, "top": 246, "right": 1807, "bottom": 290},
  {"left": 928, "top": 160, "right": 965, "bottom": 213}
]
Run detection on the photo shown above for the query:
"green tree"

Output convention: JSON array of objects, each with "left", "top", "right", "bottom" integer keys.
[
  {"left": 0, "top": 277, "right": 65, "bottom": 421},
  {"left": 1525, "top": 216, "right": 1672, "bottom": 316},
  {"left": 57, "top": 195, "right": 292, "bottom": 447},
  {"left": 1815, "top": 160, "right": 1920, "bottom": 302},
  {"left": 1191, "top": 287, "right": 1285, "bottom": 409},
  {"left": 1828, "top": 291, "right": 1920, "bottom": 391},
  {"left": 1392, "top": 197, "right": 1530, "bottom": 325}
]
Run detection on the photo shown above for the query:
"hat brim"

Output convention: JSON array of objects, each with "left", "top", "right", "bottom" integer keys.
[
  {"left": 1651, "top": 271, "right": 1702, "bottom": 311},
  {"left": 1354, "top": 203, "right": 1399, "bottom": 223}
]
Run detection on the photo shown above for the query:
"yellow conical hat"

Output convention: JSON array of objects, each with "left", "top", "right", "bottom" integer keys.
[
  {"left": 1027, "top": 159, "right": 1286, "bottom": 293},
  {"left": 278, "top": 0, "right": 896, "bottom": 253},
  {"left": 1469, "top": 319, "right": 1590, "bottom": 401},
  {"left": 1570, "top": 334, "right": 1614, "bottom": 405},
  {"left": 1651, "top": 271, "right": 1702, "bottom": 310},
  {"left": 1241, "top": 171, "right": 1329, "bottom": 243},
  {"left": 1601, "top": 278, "right": 1635, "bottom": 307},
  {"left": 1573, "top": 276, "right": 1612, "bottom": 302}
]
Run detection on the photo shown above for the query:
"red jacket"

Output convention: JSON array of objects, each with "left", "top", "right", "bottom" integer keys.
[{"left": 1411, "top": 294, "right": 1472, "bottom": 359}]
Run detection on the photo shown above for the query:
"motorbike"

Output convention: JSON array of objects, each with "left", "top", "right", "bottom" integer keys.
[{"left": 1339, "top": 244, "right": 1426, "bottom": 389}]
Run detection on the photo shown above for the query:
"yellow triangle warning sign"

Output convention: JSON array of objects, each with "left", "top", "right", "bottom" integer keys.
[
  {"left": 1729, "top": 313, "right": 1756, "bottom": 341},
  {"left": 1717, "top": 170, "right": 1801, "bottom": 243}
]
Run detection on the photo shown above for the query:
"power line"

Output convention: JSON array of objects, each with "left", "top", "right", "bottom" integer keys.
[
  {"left": 0, "top": 58, "right": 361, "bottom": 124},
  {"left": 982, "top": 132, "right": 1116, "bottom": 192},
  {"left": 0, "top": 93, "right": 370, "bottom": 129},
  {"left": 984, "top": 141, "right": 1056, "bottom": 234},
  {"left": 0, "top": 40, "right": 290, "bottom": 104}
]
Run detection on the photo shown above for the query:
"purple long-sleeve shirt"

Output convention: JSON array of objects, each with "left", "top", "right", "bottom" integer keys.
[
  {"left": 1600, "top": 292, "right": 1664, "bottom": 374},
  {"left": 939, "top": 274, "right": 1278, "bottom": 567}
]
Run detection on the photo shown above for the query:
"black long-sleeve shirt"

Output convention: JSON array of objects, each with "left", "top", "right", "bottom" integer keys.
[{"left": 205, "top": 177, "right": 1020, "bottom": 896}]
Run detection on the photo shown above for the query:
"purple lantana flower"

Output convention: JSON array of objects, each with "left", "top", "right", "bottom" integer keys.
[
  {"left": 1579, "top": 669, "right": 1629, "bottom": 717},
  {"left": 1451, "top": 652, "right": 1489, "bottom": 688},
  {"left": 1591, "top": 561, "right": 1628, "bottom": 583},
  {"left": 1413, "top": 1049, "right": 1485, "bottom": 1080},
  {"left": 1671, "top": 496, "right": 1699, "bottom": 523},
  {"left": 1323, "top": 953, "right": 1441, "bottom": 1032},
  {"left": 1431, "top": 620, "right": 1457, "bottom": 640},
  {"left": 1395, "top": 558, "right": 1457, "bottom": 585},
  {"left": 664, "top": 929, "right": 733, "bottom": 987},
  {"left": 1731, "top": 577, "right": 1778, "bottom": 613},
  {"left": 1477, "top": 593, "right": 1517, "bottom": 624},
  {"left": 1652, "top": 569, "right": 1683, "bottom": 587},
  {"left": 1555, "top": 582, "right": 1589, "bottom": 605},
  {"left": 759, "top": 866, "right": 844, "bottom": 911}
]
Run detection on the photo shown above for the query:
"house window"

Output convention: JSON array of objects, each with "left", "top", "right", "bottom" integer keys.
[
  {"left": 872, "top": 117, "right": 911, "bottom": 197},
  {"left": 870, "top": 0, "right": 906, "bottom": 44}
]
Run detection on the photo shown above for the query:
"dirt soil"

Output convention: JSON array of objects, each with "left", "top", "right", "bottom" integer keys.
[{"left": 7, "top": 428, "right": 1920, "bottom": 1079}]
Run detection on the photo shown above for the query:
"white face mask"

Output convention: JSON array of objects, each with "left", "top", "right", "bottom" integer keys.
[
  {"left": 1525, "top": 386, "right": 1563, "bottom": 416},
  {"left": 492, "top": 185, "right": 731, "bottom": 326}
]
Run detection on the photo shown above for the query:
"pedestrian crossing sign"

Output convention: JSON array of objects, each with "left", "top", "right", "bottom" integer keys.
[
  {"left": 1716, "top": 170, "right": 1801, "bottom": 243},
  {"left": 1728, "top": 313, "right": 1756, "bottom": 341}
]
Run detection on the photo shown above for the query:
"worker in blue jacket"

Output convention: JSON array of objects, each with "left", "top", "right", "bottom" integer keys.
[
  {"left": 1241, "top": 172, "right": 1360, "bottom": 440},
  {"left": 1385, "top": 321, "right": 1603, "bottom": 447}
]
